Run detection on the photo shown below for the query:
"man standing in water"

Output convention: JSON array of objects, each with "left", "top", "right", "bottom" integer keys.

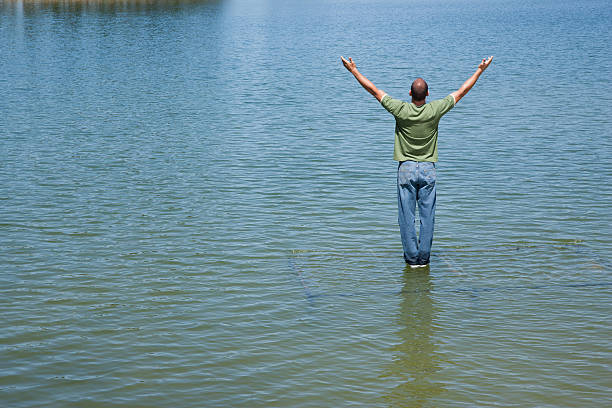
[{"left": 341, "top": 56, "right": 493, "bottom": 267}]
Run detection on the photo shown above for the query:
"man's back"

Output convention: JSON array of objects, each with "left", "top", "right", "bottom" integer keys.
[{"left": 380, "top": 94, "right": 455, "bottom": 162}]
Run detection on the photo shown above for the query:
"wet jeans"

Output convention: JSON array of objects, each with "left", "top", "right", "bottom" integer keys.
[{"left": 397, "top": 160, "right": 436, "bottom": 265}]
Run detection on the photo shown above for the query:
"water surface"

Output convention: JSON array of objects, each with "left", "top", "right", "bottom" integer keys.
[{"left": 1, "top": 0, "right": 611, "bottom": 406}]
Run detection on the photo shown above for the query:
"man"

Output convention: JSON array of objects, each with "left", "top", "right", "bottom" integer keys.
[{"left": 341, "top": 55, "right": 493, "bottom": 267}]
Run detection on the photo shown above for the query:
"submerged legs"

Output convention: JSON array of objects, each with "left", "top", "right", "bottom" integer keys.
[{"left": 397, "top": 161, "right": 436, "bottom": 266}]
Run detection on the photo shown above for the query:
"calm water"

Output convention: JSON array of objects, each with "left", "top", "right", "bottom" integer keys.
[{"left": 1, "top": 0, "right": 611, "bottom": 406}]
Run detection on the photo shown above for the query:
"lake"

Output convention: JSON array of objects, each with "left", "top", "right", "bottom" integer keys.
[{"left": 1, "top": 0, "right": 611, "bottom": 406}]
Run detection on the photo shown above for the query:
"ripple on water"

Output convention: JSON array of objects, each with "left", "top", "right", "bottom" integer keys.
[{"left": 2, "top": 0, "right": 612, "bottom": 407}]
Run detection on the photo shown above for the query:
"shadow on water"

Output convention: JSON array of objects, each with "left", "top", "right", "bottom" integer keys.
[
  {"left": 2, "top": 0, "right": 222, "bottom": 14},
  {"left": 383, "top": 266, "right": 445, "bottom": 407}
]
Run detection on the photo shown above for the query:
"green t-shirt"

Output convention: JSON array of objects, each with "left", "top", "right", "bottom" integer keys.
[{"left": 380, "top": 94, "right": 455, "bottom": 162}]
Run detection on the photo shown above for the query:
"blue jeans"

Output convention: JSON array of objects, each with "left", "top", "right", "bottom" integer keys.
[{"left": 397, "top": 160, "right": 436, "bottom": 265}]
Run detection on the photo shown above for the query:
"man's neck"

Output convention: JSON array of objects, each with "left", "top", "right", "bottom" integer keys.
[{"left": 412, "top": 98, "right": 426, "bottom": 107}]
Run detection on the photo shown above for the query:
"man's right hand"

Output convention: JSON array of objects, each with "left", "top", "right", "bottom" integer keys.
[
  {"left": 341, "top": 56, "right": 386, "bottom": 101},
  {"left": 478, "top": 56, "right": 494, "bottom": 71}
]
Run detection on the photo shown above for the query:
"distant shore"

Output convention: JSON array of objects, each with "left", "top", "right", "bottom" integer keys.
[{"left": 3, "top": 0, "right": 218, "bottom": 13}]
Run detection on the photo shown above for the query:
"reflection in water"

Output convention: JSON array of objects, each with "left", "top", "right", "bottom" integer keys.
[
  {"left": 384, "top": 267, "right": 445, "bottom": 407},
  {"left": 2, "top": 0, "right": 220, "bottom": 14}
]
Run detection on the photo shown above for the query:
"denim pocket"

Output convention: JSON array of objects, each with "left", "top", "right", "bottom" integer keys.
[
  {"left": 421, "top": 164, "right": 436, "bottom": 185},
  {"left": 398, "top": 161, "right": 417, "bottom": 185}
]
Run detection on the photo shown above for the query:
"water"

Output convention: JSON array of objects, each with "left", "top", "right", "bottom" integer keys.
[{"left": 1, "top": 0, "right": 611, "bottom": 406}]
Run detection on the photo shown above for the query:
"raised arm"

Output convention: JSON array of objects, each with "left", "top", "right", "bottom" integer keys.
[
  {"left": 451, "top": 56, "right": 494, "bottom": 104},
  {"left": 341, "top": 56, "right": 386, "bottom": 102}
]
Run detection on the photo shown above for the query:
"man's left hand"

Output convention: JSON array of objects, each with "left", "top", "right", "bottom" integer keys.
[{"left": 341, "top": 56, "right": 357, "bottom": 73}]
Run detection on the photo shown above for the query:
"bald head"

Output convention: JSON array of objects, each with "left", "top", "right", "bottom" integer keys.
[{"left": 410, "top": 78, "right": 429, "bottom": 102}]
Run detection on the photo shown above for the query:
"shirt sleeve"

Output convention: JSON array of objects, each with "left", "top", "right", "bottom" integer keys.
[
  {"left": 380, "top": 94, "right": 406, "bottom": 117},
  {"left": 430, "top": 94, "right": 455, "bottom": 118}
]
